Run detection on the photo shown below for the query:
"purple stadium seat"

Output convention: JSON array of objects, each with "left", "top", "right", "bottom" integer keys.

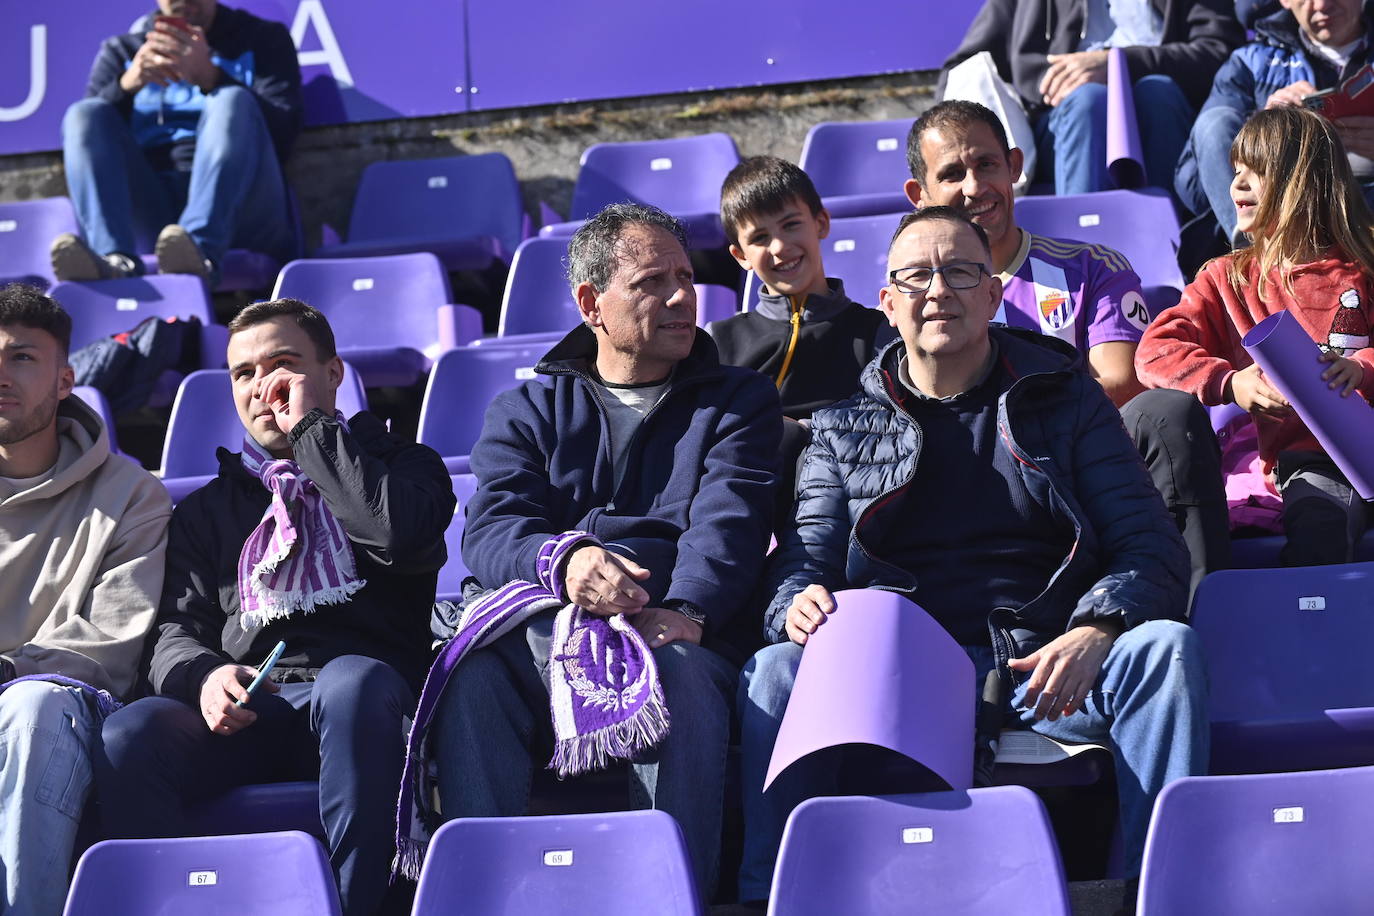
[
  {"left": 769, "top": 787, "right": 1071, "bottom": 916},
  {"left": 1014, "top": 190, "right": 1184, "bottom": 318},
  {"left": 1191, "top": 562, "right": 1374, "bottom": 774},
  {"left": 0, "top": 196, "right": 80, "bottom": 289},
  {"left": 1138, "top": 767, "right": 1374, "bottom": 915},
  {"left": 412, "top": 811, "right": 700, "bottom": 916},
  {"left": 437, "top": 473, "right": 479, "bottom": 602},
  {"left": 272, "top": 253, "right": 481, "bottom": 387},
  {"left": 159, "top": 363, "right": 368, "bottom": 502},
  {"left": 313, "top": 153, "right": 526, "bottom": 270},
  {"left": 50, "top": 275, "right": 224, "bottom": 365},
  {"left": 183, "top": 781, "right": 325, "bottom": 838},
  {"left": 744, "top": 212, "right": 903, "bottom": 310},
  {"left": 417, "top": 342, "right": 547, "bottom": 474},
  {"left": 798, "top": 119, "right": 916, "bottom": 219},
  {"left": 539, "top": 133, "right": 740, "bottom": 249},
  {"left": 63, "top": 831, "right": 340, "bottom": 916},
  {"left": 72, "top": 386, "right": 119, "bottom": 454},
  {"left": 498, "top": 237, "right": 738, "bottom": 337}
]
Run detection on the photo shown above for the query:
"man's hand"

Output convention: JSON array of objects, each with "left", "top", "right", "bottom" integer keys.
[
  {"left": 118, "top": 41, "right": 179, "bottom": 93},
  {"left": 563, "top": 545, "right": 651, "bottom": 616},
  {"left": 1335, "top": 115, "right": 1374, "bottom": 158},
  {"left": 1227, "top": 363, "right": 1292, "bottom": 417},
  {"left": 784, "top": 584, "right": 836, "bottom": 645},
  {"left": 1040, "top": 51, "right": 1109, "bottom": 107},
  {"left": 254, "top": 367, "right": 322, "bottom": 436},
  {"left": 145, "top": 19, "right": 221, "bottom": 93},
  {"left": 631, "top": 606, "right": 703, "bottom": 648},
  {"left": 1265, "top": 80, "right": 1318, "bottom": 110},
  {"left": 1007, "top": 622, "right": 1118, "bottom": 721},
  {"left": 199, "top": 664, "right": 278, "bottom": 735},
  {"left": 1321, "top": 350, "right": 1365, "bottom": 396}
]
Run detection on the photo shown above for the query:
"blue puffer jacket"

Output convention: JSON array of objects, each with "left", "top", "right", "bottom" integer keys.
[
  {"left": 763, "top": 328, "right": 1189, "bottom": 669},
  {"left": 462, "top": 324, "right": 782, "bottom": 662},
  {"left": 1198, "top": 3, "right": 1374, "bottom": 118}
]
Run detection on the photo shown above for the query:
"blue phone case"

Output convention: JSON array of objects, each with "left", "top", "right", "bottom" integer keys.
[{"left": 236, "top": 640, "right": 287, "bottom": 707}]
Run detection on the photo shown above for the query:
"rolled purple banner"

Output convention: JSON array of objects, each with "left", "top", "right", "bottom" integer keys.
[
  {"left": 1106, "top": 48, "right": 1145, "bottom": 188},
  {"left": 764, "top": 589, "right": 974, "bottom": 792},
  {"left": 1242, "top": 309, "right": 1374, "bottom": 499}
]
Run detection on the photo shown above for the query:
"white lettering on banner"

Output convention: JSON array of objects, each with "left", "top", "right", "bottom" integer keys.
[
  {"left": 292, "top": 0, "right": 355, "bottom": 87},
  {"left": 0, "top": 25, "right": 47, "bottom": 123}
]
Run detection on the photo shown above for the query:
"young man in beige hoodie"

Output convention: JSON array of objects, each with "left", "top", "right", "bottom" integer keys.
[{"left": 0, "top": 283, "right": 171, "bottom": 916}]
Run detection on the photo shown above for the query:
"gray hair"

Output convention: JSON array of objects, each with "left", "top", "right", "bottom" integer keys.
[{"left": 565, "top": 203, "right": 689, "bottom": 294}]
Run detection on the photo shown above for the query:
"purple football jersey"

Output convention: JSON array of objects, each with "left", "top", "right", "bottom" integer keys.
[{"left": 995, "top": 232, "right": 1150, "bottom": 353}]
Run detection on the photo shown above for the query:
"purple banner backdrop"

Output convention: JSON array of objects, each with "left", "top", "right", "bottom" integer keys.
[{"left": 0, "top": 0, "right": 977, "bottom": 157}]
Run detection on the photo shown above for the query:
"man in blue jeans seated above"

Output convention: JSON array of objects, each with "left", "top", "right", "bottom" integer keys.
[
  {"left": 1176, "top": 0, "right": 1374, "bottom": 244},
  {"left": 0, "top": 285, "right": 170, "bottom": 916},
  {"left": 52, "top": 0, "right": 302, "bottom": 285},
  {"left": 941, "top": 0, "right": 1242, "bottom": 195},
  {"left": 413, "top": 203, "right": 781, "bottom": 900},
  {"left": 735, "top": 207, "right": 1208, "bottom": 910},
  {"left": 96, "top": 299, "right": 454, "bottom": 916}
]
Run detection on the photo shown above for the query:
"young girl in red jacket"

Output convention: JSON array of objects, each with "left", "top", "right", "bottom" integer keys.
[{"left": 1137, "top": 106, "right": 1374, "bottom": 567}]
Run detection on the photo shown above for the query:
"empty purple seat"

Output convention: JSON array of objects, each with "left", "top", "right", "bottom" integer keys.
[
  {"left": 539, "top": 133, "right": 740, "bottom": 249},
  {"left": 272, "top": 253, "right": 481, "bottom": 387},
  {"left": 1191, "top": 562, "right": 1374, "bottom": 773},
  {"left": 417, "top": 342, "right": 547, "bottom": 474},
  {"left": 72, "top": 386, "right": 120, "bottom": 454},
  {"left": 63, "top": 830, "right": 341, "bottom": 916},
  {"left": 313, "top": 153, "right": 526, "bottom": 270},
  {"left": 436, "top": 474, "right": 479, "bottom": 602},
  {"left": 50, "top": 275, "right": 223, "bottom": 364},
  {"left": 744, "top": 212, "right": 903, "bottom": 310},
  {"left": 412, "top": 811, "right": 700, "bottom": 916},
  {"left": 769, "top": 787, "right": 1070, "bottom": 915},
  {"left": 0, "top": 196, "right": 80, "bottom": 289},
  {"left": 159, "top": 363, "right": 368, "bottom": 502},
  {"left": 183, "top": 781, "right": 325, "bottom": 838},
  {"left": 1014, "top": 190, "right": 1184, "bottom": 318},
  {"left": 1138, "top": 767, "right": 1374, "bottom": 915},
  {"left": 799, "top": 119, "right": 916, "bottom": 219}
]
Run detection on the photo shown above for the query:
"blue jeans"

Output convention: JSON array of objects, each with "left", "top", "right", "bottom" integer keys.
[
  {"left": 1175, "top": 105, "right": 1248, "bottom": 241},
  {"left": 1034, "top": 76, "right": 1194, "bottom": 195},
  {"left": 737, "top": 620, "right": 1208, "bottom": 900},
  {"left": 95, "top": 655, "right": 415, "bottom": 916},
  {"left": 431, "top": 613, "right": 738, "bottom": 900},
  {"left": 0, "top": 681, "right": 102, "bottom": 916},
  {"left": 61, "top": 87, "right": 292, "bottom": 267}
]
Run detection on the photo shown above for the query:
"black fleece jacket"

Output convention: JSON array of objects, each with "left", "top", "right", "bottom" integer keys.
[{"left": 146, "top": 410, "right": 454, "bottom": 703}]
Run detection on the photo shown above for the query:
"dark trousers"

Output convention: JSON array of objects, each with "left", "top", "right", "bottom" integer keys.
[
  {"left": 1121, "top": 388, "right": 1231, "bottom": 603},
  {"left": 95, "top": 655, "right": 414, "bottom": 916},
  {"left": 1275, "top": 450, "right": 1371, "bottom": 567}
]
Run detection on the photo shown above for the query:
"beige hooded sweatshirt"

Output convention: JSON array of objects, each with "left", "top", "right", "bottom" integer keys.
[{"left": 0, "top": 397, "right": 171, "bottom": 697}]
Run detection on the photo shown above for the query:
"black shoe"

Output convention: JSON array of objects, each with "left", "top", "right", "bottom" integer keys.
[{"left": 50, "top": 234, "right": 140, "bottom": 282}]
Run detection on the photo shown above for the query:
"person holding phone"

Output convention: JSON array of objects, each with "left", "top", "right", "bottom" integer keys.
[
  {"left": 95, "top": 300, "right": 454, "bottom": 916},
  {"left": 51, "top": 1, "right": 302, "bottom": 287}
]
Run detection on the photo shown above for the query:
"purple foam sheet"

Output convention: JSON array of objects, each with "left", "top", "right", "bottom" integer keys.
[
  {"left": 1106, "top": 48, "right": 1145, "bottom": 189},
  {"left": 1243, "top": 309, "right": 1374, "bottom": 498},
  {"left": 765, "top": 589, "right": 975, "bottom": 792}
]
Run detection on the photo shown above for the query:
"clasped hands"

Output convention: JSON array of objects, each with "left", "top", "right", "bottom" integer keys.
[
  {"left": 121, "top": 17, "right": 219, "bottom": 94},
  {"left": 562, "top": 544, "right": 701, "bottom": 646}
]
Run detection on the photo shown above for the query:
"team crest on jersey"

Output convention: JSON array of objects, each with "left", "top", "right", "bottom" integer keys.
[
  {"left": 1029, "top": 259, "right": 1075, "bottom": 340},
  {"left": 1039, "top": 290, "right": 1071, "bottom": 330},
  {"left": 1120, "top": 291, "right": 1150, "bottom": 332}
]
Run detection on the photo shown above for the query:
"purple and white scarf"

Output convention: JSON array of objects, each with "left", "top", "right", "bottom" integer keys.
[
  {"left": 238, "top": 427, "right": 365, "bottom": 630},
  {"left": 392, "top": 530, "right": 670, "bottom": 879}
]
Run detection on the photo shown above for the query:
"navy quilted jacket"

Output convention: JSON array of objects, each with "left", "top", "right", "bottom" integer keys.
[{"left": 763, "top": 328, "right": 1189, "bottom": 664}]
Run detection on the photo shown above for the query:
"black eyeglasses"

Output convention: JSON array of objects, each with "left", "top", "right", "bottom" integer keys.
[{"left": 888, "top": 262, "right": 990, "bottom": 293}]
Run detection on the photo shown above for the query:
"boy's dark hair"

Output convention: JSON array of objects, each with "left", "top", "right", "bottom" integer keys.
[
  {"left": 0, "top": 283, "right": 73, "bottom": 356},
  {"left": 228, "top": 297, "right": 337, "bottom": 361},
  {"left": 888, "top": 206, "right": 993, "bottom": 261},
  {"left": 906, "top": 101, "right": 1012, "bottom": 189},
  {"left": 719, "top": 156, "right": 825, "bottom": 246}
]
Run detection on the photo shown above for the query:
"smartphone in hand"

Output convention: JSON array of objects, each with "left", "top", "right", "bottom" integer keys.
[
  {"left": 155, "top": 14, "right": 189, "bottom": 31},
  {"left": 235, "top": 640, "right": 287, "bottom": 708}
]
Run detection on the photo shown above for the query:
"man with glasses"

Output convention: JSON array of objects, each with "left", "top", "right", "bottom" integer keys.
[{"left": 732, "top": 207, "right": 1207, "bottom": 912}]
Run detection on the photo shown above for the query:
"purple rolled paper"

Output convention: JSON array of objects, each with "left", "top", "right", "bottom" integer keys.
[
  {"left": 1243, "top": 309, "right": 1374, "bottom": 499},
  {"left": 764, "top": 589, "right": 974, "bottom": 792},
  {"left": 1106, "top": 48, "right": 1146, "bottom": 188}
]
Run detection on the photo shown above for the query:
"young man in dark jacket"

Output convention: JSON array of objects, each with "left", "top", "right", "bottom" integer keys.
[
  {"left": 735, "top": 208, "right": 1207, "bottom": 909},
  {"left": 942, "top": 0, "right": 1243, "bottom": 194},
  {"left": 1176, "top": 0, "right": 1374, "bottom": 242},
  {"left": 428, "top": 204, "right": 781, "bottom": 900},
  {"left": 97, "top": 299, "right": 454, "bottom": 916},
  {"left": 53, "top": 0, "right": 302, "bottom": 284}
]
